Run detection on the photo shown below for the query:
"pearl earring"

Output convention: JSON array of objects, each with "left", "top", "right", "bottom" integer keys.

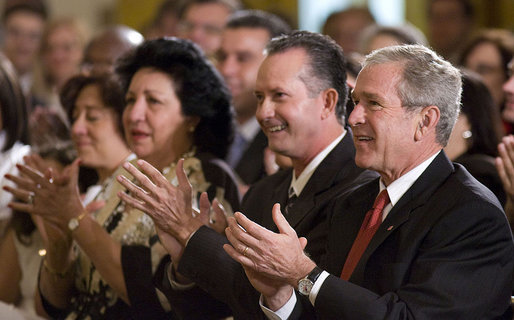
[{"left": 462, "top": 130, "right": 472, "bottom": 139}]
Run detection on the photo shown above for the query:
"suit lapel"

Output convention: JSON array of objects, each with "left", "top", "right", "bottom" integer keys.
[
  {"left": 324, "top": 180, "right": 379, "bottom": 275},
  {"left": 283, "top": 132, "right": 357, "bottom": 230},
  {"left": 261, "top": 171, "right": 291, "bottom": 231},
  {"left": 349, "top": 152, "right": 455, "bottom": 284}
]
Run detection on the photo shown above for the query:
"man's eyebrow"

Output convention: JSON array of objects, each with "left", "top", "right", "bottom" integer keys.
[{"left": 351, "top": 91, "right": 383, "bottom": 101}]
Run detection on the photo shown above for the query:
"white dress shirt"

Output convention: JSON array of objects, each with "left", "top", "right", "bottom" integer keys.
[
  {"left": 262, "top": 151, "right": 441, "bottom": 319},
  {"left": 289, "top": 131, "right": 345, "bottom": 197}
]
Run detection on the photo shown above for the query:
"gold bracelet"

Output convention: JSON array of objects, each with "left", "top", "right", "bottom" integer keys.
[{"left": 42, "top": 258, "right": 72, "bottom": 278}]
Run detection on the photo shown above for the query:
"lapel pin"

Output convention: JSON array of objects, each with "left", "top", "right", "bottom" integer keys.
[{"left": 387, "top": 225, "right": 394, "bottom": 231}]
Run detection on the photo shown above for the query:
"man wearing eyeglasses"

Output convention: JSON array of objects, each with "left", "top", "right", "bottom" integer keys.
[{"left": 177, "top": 0, "right": 241, "bottom": 59}]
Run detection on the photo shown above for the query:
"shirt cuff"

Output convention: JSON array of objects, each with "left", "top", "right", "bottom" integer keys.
[
  {"left": 167, "top": 262, "right": 196, "bottom": 290},
  {"left": 309, "top": 270, "right": 330, "bottom": 306},
  {"left": 259, "top": 289, "right": 297, "bottom": 320}
]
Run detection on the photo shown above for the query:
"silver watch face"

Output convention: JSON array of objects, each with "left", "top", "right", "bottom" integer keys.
[
  {"left": 298, "top": 278, "right": 313, "bottom": 296},
  {"left": 68, "top": 218, "right": 79, "bottom": 231}
]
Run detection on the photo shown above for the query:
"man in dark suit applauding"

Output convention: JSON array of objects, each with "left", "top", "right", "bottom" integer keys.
[{"left": 224, "top": 44, "right": 514, "bottom": 319}]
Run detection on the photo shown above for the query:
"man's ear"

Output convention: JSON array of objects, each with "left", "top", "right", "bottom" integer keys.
[
  {"left": 321, "top": 88, "right": 338, "bottom": 120},
  {"left": 415, "top": 105, "right": 440, "bottom": 141}
]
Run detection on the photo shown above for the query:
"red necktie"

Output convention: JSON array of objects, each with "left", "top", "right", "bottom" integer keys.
[{"left": 340, "top": 189, "right": 390, "bottom": 280}]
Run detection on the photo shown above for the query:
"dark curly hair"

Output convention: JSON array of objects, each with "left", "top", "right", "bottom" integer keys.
[{"left": 116, "top": 37, "right": 234, "bottom": 159}]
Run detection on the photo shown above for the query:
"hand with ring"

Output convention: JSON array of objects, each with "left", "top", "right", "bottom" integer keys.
[
  {"left": 4, "top": 155, "right": 84, "bottom": 229},
  {"left": 27, "top": 192, "right": 35, "bottom": 205}
]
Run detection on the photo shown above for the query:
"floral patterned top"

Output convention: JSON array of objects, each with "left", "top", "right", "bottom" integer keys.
[{"left": 44, "top": 152, "right": 240, "bottom": 320}]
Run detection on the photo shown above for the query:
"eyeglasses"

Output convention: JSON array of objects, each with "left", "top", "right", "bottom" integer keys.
[{"left": 178, "top": 21, "right": 223, "bottom": 36}]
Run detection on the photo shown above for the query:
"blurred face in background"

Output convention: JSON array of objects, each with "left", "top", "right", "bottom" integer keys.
[
  {"left": 177, "top": 3, "right": 231, "bottom": 56},
  {"left": 428, "top": 0, "right": 471, "bottom": 57},
  {"left": 71, "top": 84, "right": 128, "bottom": 173},
  {"left": 217, "top": 27, "right": 270, "bottom": 123},
  {"left": 42, "top": 23, "right": 85, "bottom": 89},
  {"left": 3, "top": 10, "right": 45, "bottom": 75},
  {"left": 464, "top": 41, "right": 506, "bottom": 107}
]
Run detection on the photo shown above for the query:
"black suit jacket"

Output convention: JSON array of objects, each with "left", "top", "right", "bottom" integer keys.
[
  {"left": 234, "top": 129, "right": 268, "bottom": 186},
  {"left": 164, "top": 130, "right": 378, "bottom": 319},
  {"left": 292, "top": 152, "right": 514, "bottom": 319}
]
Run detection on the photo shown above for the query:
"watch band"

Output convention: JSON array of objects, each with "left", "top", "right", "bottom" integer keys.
[
  {"left": 298, "top": 266, "right": 324, "bottom": 296},
  {"left": 68, "top": 211, "right": 88, "bottom": 231},
  {"left": 307, "top": 266, "right": 323, "bottom": 283}
]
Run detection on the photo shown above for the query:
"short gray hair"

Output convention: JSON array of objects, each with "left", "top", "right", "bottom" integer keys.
[{"left": 363, "top": 44, "right": 461, "bottom": 146}]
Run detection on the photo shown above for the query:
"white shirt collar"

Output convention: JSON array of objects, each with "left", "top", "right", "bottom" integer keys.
[
  {"left": 379, "top": 150, "right": 440, "bottom": 220},
  {"left": 238, "top": 117, "right": 261, "bottom": 142},
  {"left": 290, "top": 131, "right": 346, "bottom": 197}
]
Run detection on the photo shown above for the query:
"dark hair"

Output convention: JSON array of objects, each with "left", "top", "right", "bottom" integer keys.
[
  {"left": 265, "top": 31, "right": 348, "bottom": 124},
  {"left": 178, "top": 0, "right": 241, "bottom": 19},
  {"left": 226, "top": 10, "right": 291, "bottom": 39},
  {"left": 116, "top": 37, "right": 234, "bottom": 159},
  {"left": 459, "top": 29, "right": 514, "bottom": 84},
  {"left": 0, "top": 53, "right": 29, "bottom": 151},
  {"left": 460, "top": 70, "right": 503, "bottom": 157},
  {"left": 2, "top": 0, "right": 48, "bottom": 22},
  {"left": 60, "top": 74, "right": 126, "bottom": 136}
]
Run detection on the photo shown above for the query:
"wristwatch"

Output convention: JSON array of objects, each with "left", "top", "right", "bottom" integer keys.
[
  {"left": 68, "top": 211, "right": 87, "bottom": 231},
  {"left": 298, "top": 266, "right": 323, "bottom": 296}
]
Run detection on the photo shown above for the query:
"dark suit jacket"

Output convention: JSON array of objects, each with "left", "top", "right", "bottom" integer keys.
[
  {"left": 455, "top": 152, "right": 506, "bottom": 206},
  {"left": 234, "top": 129, "right": 268, "bottom": 186},
  {"left": 292, "top": 152, "right": 514, "bottom": 320},
  {"left": 163, "top": 130, "right": 378, "bottom": 319}
]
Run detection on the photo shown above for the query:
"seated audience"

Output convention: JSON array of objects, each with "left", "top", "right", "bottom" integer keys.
[
  {"left": 6, "top": 74, "right": 133, "bottom": 318},
  {"left": 223, "top": 44, "right": 513, "bottom": 319},
  {"left": 6, "top": 38, "right": 240, "bottom": 319},
  {"left": 116, "top": 31, "right": 377, "bottom": 319}
]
